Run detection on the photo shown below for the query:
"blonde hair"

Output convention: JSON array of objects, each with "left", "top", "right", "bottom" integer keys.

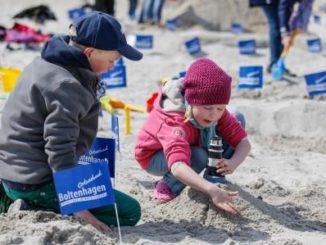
[
  {"left": 68, "top": 25, "right": 86, "bottom": 50},
  {"left": 184, "top": 104, "right": 193, "bottom": 122}
]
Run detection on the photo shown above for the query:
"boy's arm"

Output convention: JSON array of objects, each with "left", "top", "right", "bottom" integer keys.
[{"left": 74, "top": 210, "right": 111, "bottom": 232}]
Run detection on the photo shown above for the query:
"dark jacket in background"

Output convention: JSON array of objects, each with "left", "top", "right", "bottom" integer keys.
[{"left": 249, "top": 0, "right": 301, "bottom": 35}]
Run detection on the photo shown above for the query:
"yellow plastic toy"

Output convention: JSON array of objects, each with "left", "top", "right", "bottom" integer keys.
[
  {"left": 0, "top": 67, "right": 22, "bottom": 93},
  {"left": 100, "top": 96, "right": 146, "bottom": 135}
]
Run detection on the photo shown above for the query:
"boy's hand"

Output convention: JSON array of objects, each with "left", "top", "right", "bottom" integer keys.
[
  {"left": 74, "top": 210, "right": 111, "bottom": 232},
  {"left": 208, "top": 186, "right": 240, "bottom": 215},
  {"left": 216, "top": 159, "right": 238, "bottom": 175}
]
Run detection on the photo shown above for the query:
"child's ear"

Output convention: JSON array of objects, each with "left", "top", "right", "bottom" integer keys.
[{"left": 83, "top": 47, "right": 94, "bottom": 58}]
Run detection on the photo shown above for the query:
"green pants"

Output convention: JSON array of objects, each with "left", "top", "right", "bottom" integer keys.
[{"left": 2, "top": 182, "right": 141, "bottom": 226}]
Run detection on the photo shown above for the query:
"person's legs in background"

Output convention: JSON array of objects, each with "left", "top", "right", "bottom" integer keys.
[
  {"left": 261, "top": 5, "right": 283, "bottom": 73},
  {"left": 95, "top": 0, "right": 115, "bottom": 16},
  {"left": 141, "top": 0, "right": 154, "bottom": 24},
  {"left": 152, "top": 0, "right": 166, "bottom": 25},
  {"left": 128, "top": 0, "right": 138, "bottom": 20}
]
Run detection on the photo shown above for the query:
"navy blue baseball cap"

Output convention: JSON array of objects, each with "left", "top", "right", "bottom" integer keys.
[{"left": 71, "top": 11, "right": 142, "bottom": 61}]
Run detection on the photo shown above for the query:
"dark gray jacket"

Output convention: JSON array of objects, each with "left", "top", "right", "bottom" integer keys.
[{"left": 0, "top": 36, "right": 99, "bottom": 184}]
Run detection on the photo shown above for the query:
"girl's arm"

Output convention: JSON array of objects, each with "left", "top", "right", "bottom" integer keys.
[
  {"left": 171, "top": 162, "right": 240, "bottom": 214},
  {"left": 217, "top": 138, "right": 251, "bottom": 175},
  {"left": 229, "top": 138, "right": 251, "bottom": 168}
]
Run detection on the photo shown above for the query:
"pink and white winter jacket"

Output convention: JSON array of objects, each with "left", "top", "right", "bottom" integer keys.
[{"left": 134, "top": 79, "right": 247, "bottom": 171}]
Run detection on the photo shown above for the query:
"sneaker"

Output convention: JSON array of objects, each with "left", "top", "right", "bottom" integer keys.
[
  {"left": 152, "top": 181, "right": 175, "bottom": 203},
  {"left": 203, "top": 169, "right": 226, "bottom": 184},
  {"left": 267, "top": 64, "right": 297, "bottom": 77},
  {"left": 0, "top": 183, "right": 13, "bottom": 213},
  {"left": 7, "top": 199, "right": 29, "bottom": 214}
]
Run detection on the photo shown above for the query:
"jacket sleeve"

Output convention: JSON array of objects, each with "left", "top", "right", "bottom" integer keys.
[
  {"left": 216, "top": 110, "right": 247, "bottom": 148},
  {"left": 278, "top": 0, "right": 297, "bottom": 37},
  {"left": 157, "top": 118, "right": 192, "bottom": 170},
  {"left": 43, "top": 79, "right": 96, "bottom": 171}
]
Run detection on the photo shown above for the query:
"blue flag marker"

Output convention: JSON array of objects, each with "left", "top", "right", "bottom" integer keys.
[
  {"left": 135, "top": 35, "right": 154, "bottom": 49},
  {"left": 53, "top": 162, "right": 115, "bottom": 215},
  {"left": 238, "top": 39, "right": 256, "bottom": 55},
  {"left": 68, "top": 8, "right": 86, "bottom": 20},
  {"left": 231, "top": 22, "right": 244, "bottom": 34},
  {"left": 101, "top": 65, "right": 127, "bottom": 89},
  {"left": 114, "top": 57, "right": 124, "bottom": 66},
  {"left": 304, "top": 71, "right": 326, "bottom": 97},
  {"left": 313, "top": 15, "right": 321, "bottom": 24},
  {"left": 185, "top": 37, "right": 201, "bottom": 56},
  {"left": 179, "top": 71, "right": 186, "bottom": 78},
  {"left": 166, "top": 19, "right": 178, "bottom": 31},
  {"left": 80, "top": 137, "right": 116, "bottom": 178},
  {"left": 307, "top": 38, "right": 322, "bottom": 53},
  {"left": 238, "top": 66, "right": 263, "bottom": 90},
  {"left": 111, "top": 115, "right": 120, "bottom": 152}
]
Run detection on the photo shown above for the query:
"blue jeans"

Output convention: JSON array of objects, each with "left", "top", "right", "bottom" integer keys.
[
  {"left": 152, "top": 0, "right": 165, "bottom": 23},
  {"left": 128, "top": 0, "right": 138, "bottom": 19},
  {"left": 141, "top": 0, "right": 165, "bottom": 24},
  {"left": 262, "top": 5, "right": 283, "bottom": 66},
  {"left": 146, "top": 112, "right": 246, "bottom": 196}
]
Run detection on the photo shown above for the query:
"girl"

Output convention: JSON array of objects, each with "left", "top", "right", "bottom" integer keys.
[{"left": 135, "top": 58, "right": 251, "bottom": 214}]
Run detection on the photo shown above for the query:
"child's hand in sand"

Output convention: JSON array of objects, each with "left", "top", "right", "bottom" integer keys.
[
  {"left": 208, "top": 186, "right": 240, "bottom": 214},
  {"left": 74, "top": 210, "right": 111, "bottom": 232}
]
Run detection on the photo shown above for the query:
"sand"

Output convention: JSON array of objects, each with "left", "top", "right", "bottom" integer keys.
[{"left": 0, "top": 0, "right": 326, "bottom": 244}]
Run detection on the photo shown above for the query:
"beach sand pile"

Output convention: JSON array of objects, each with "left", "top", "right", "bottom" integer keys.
[{"left": 0, "top": 0, "right": 325, "bottom": 244}]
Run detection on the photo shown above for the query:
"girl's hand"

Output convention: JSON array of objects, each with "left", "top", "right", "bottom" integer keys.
[
  {"left": 74, "top": 210, "right": 111, "bottom": 232},
  {"left": 216, "top": 159, "right": 237, "bottom": 175},
  {"left": 208, "top": 186, "right": 240, "bottom": 214}
]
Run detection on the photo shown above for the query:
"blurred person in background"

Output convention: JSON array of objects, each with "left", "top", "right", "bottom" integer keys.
[{"left": 249, "top": 0, "right": 314, "bottom": 77}]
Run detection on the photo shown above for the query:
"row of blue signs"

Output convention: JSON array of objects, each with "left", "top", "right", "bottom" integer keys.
[
  {"left": 124, "top": 35, "right": 323, "bottom": 57},
  {"left": 239, "top": 66, "right": 326, "bottom": 97},
  {"left": 238, "top": 38, "right": 323, "bottom": 54},
  {"left": 102, "top": 58, "right": 326, "bottom": 97}
]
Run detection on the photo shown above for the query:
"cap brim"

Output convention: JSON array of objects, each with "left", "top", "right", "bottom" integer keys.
[{"left": 118, "top": 44, "right": 143, "bottom": 61}]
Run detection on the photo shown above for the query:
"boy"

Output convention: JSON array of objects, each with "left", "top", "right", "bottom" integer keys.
[{"left": 0, "top": 11, "right": 142, "bottom": 232}]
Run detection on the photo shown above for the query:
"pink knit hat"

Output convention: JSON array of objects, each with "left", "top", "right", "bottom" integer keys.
[{"left": 183, "top": 58, "right": 232, "bottom": 105}]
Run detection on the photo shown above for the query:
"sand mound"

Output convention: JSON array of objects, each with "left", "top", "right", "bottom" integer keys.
[
  {"left": 0, "top": 211, "right": 116, "bottom": 244},
  {"left": 167, "top": 0, "right": 266, "bottom": 31}
]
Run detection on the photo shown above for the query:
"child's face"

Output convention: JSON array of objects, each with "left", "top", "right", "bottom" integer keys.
[
  {"left": 85, "top": 48, "right": 121, "bottom": 76},
  {"left": 192, "top": 104, "right": 226, "bottom": 128}
]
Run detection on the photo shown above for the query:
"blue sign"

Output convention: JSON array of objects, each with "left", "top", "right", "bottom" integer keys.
[
  {"left": 68, "top": 8, "right": 86, "bottom": 20},
  {"left": 80, "top": 137, "right": 116, "bottom": 178},
  {"left": 166, "top": 19, "right": 178, "bottom": 31},
  {"left": 238, "top": 39, "right": 256, "bottom": 55},
  {"left": 111, "top": 115, "right": 120, "bottom": 152},
  {"left": 231, "top": 22, "right": 244, "bottom": 34},
  {"left": 179, "top": 71, "right": 186, "bottom": 78},
  {"left": 313, "top": 15, "right": 321, "bottom": 24},
  {"left": 304, "top": 71, "right": 326, "bottom": 96},
  {"left": 307, "top": 38, "right": 322, "bottom": 53},
  {"left": 238, "top": 66, "right": 263, "bottom": 90},
  {"left": 135, "top": 35, "right": 153, "bottom": 49},
  {"left": 114, "top": 57, "right": 124, "bottom": 66},
  {"left": 101, "top": 65, "right": 127, "bottom": 89},
  {"left": 53, "top": 162, "right": 115, "bottom": 215},
  {"left": 185, "top": 37, "right": 201, "bottom": 56}
]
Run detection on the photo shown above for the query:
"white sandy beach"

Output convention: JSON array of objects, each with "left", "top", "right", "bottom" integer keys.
[{"left": 0, "top": 0, "right": 326, "bottom": 244}]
